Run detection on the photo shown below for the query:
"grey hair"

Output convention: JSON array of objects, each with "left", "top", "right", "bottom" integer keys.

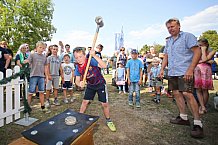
[
  {"left": 19, "top": 44, "right": 27, "bottom": 50},
  {"left": 165, "top": 18, "right": 180, "bottom": 26}
]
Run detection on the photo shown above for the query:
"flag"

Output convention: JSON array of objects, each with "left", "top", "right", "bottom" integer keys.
[
  {"left": 119, "top": 26, "right": 124, "bottom": 50},
  {"left": 114, "top": 26, "right": 124, "bottom": 51}
]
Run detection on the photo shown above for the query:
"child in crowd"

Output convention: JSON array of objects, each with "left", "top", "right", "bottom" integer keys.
[
  {"left": 45, "top": 45, "right": 61, "bottom": 108},
  {"left": 150, "top": 57, "right": 162, "bottom": 104},
  {"left": 60, "top": 53, "right": 75, "bottom": 104},
  {"left": 24, "top": 41, "right": 50, "bottom": 113},
  {"left": 95, "top": 44, "right": 103, "bottom": 59},
  {"left": 116, "top": 61, "right": 126, "bottom": 94},
  {"left": 126, "top": 49, "right": 143, "bottom": 108},
  {"left": 73, "top": 47, "right": 116, "bottom": 132}
]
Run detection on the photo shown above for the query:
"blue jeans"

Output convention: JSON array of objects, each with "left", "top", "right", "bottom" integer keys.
[
  {"left": 29, "top": 76, "right": 45, "bottom": 94},
  {"left": 129, "top": 82, "right": 140, "bottom": 103}
]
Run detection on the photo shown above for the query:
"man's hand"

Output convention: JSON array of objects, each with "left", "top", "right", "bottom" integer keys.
[
  {"left": 184, "top": 69, "right": 194, "bottom": 82},
  {"left": 159, "top": 69, "right": 164, "bottom": 79}
]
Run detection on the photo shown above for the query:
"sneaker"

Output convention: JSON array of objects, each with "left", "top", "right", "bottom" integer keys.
[
  {"left": 136, "top": 102, "right": 141, "bottom": 108},
  {"left": 156, "top": 99, "right": 160, "bottom": 104},
  {"left": 170, "top": 116, "right": 190, "bottom": 126},
  {"left": 107, "top": 121, "right": 116, "bottom": 132},
  {"left": 70, "top": 97, "right": 76, "bottom": 103},
  {"left": 123, "top": 91, "right": 126, "bottom": 94},
  {"left": 63, "top": 98, "right": 69, "bottom": 104},
  {"left": 191, "top": 125, "right": 204, "bottom": 138},
  {"left": 45, "top": 100, "right": 51, "bottom": 108},
  {"left": 152, "top": 98, "right": 157, "bottom": 103},
  {"left": 129, "top": 101, "right": 133, "bottom": 106},
  {"left": 53, "top": 98, "right": 60, "bottom": 106},
  {"left": 42, "top": 108, "right": 51, "bottom": 114},
  {"left": 119, "top": 91, "right": 122, "bottom": 94}
]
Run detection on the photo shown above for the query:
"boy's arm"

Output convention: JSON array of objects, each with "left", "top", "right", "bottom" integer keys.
[
  {"left": 139, "top": 68, "right": 143, "bottom": 85},
  {"left": 60, "top": 65, "right": 64, "bottom": 83},
  {"left": 46, "top": 63, "right": 52, "bottom": 80},
  {"left": 126, "top": 68, "right": 130, "bottom": 85},
  {"left": 71, "top": 69, "right": 74, "bottom": 83},
  {"left": 90, "top": 50, "right": 106, "bottom": 68},
  {"left": 75, "top": 76, "right": 82, "bottom": 87}
]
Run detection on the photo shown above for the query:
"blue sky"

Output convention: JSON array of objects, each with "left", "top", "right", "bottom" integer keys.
[{"left": 48, "top": 0, "right": 218, "bottom": 56}]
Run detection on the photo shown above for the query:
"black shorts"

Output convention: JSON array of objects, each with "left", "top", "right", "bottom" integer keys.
[
  {"left": 168, "top": 76, "right": 194, "bottom": 93},
  {"left": 62, "top": 81, "right": 73, "bottom": 90},
  {"left": 84, "top": 84, "right": 108, "bottom": 103}
]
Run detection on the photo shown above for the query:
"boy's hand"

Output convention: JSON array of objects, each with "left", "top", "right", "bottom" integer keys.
[
  {"left": 70, "top": 78, "right": 73, "bottom": 83},
  {"left": 61, "top": 77, "right": 65, "bottom": 83},
  {"left": 48, "top": 75, "right": 52, "bottom": 80},
  {"left": 90, "top": 49, "right": 96, "bottom": 56},
  {"left": 128, "top": 80, "right": 131, "bottom": 86},
  {"left": 138, "top": 80, "right": 142, "bottom": 85},
  {"left": 80, "top": 81, "right": 85, "bottom": 88}
]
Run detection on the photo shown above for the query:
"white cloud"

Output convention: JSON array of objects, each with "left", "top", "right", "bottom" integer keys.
[
  {"left": 182, "top": 5, "right": 218, "bottom": 35},
  {"left": 127, "top": 5, "right": 218, "bottom": 49}
]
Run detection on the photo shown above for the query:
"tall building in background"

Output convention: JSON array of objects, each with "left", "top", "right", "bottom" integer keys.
[{"left": 115, "top": 27, "right": 124, "bottom": 51}]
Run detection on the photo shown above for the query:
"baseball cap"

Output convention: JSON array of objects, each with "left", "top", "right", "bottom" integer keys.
[{"left": 131, "top": 49, "right": 138, "bottom": 54}]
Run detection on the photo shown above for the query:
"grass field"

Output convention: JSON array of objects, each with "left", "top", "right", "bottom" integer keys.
[{"left": 0, "top": 74, "right": 218, "bottom": 145}]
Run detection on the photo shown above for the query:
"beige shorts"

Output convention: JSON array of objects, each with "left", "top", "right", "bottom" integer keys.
[{"left": 46, "top": 76, "right": 60, "bottom": 90}]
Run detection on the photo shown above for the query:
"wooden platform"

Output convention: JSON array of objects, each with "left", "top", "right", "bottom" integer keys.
[{"left": 9, "top": 121, "right": 97, "bottom": 145}]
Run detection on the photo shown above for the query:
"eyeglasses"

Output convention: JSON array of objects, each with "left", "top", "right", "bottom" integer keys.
[{"left": 120, "top": 50, "right": 124, "bottom": 51}]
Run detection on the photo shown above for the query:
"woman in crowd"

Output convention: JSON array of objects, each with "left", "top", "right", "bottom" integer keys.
[{"left": 194, "top": 38, "right": 216, "bottom": 114}]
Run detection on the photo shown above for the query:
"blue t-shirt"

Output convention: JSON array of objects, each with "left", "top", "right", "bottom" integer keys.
[
  {"left": 74, "top": 58, "right": 105, "bottom": 85},
  {"left": 126, "top": 58, "right": 143, "bottom": 82}
]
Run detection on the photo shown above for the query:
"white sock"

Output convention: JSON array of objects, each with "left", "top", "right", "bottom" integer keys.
[
  {"left": 180, "top": 114, "right": 188, "bottom": 120},
  {"left": 194, "top": 120, "right": 203, "bottom": 128}
]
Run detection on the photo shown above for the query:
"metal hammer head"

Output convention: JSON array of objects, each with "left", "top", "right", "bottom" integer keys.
[{"left": 95, "top": 16, "right": 104, "bottom": 27}]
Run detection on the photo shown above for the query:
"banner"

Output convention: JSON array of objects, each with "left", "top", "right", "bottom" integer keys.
[{"left": 114, "top": 27, "right": 124, "bottom": 51}]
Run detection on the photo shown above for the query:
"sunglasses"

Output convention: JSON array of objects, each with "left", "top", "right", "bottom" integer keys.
[{"left": 120, "top": 50, "right": 124, "bottom": 51}]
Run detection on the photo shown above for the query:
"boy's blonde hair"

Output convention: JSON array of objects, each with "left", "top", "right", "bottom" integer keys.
[
  {"left": 152, "top": 57, "right": 161, "bottom": 64},
  {"left": 36, "top": 41, "right": 46, "bottom": 48}
]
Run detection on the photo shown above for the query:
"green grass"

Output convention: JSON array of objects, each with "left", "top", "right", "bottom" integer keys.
[{"left": 0, "top": 75, "right": 218, "bottom": 145}]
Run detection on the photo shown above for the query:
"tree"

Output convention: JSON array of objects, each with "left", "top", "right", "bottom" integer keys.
[
  {"left": 0, "top": 0, "right": 56, "bottom": 52},
  {"left": 199, "top": 30, "right": 218, "bottom": 51},
  {"left": 139, "top": 44, "right": 150, "bottom": 54},
  {"left": 139, "top": 43, "right": 164, "bottom": 54}
]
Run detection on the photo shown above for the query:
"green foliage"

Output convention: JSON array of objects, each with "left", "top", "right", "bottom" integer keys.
[
  {"left": 139, "top": 44, "right": 150, "bottom": 54},
  {"left": 0, "top": 0, "right": 56, "bottom": 52},
  {"left": 199, "top": 30, "right": 218, "bottom": 51},
  {"left": 139, "top": 44, "right": 164, "bottom": 54},
  {"left": 0, "top": 63, "right": 32, "bottom": 114}
]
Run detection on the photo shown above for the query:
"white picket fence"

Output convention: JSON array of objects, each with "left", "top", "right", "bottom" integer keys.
[{"left": 0, "top": 66, "right": 24, "bottom": 127}]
